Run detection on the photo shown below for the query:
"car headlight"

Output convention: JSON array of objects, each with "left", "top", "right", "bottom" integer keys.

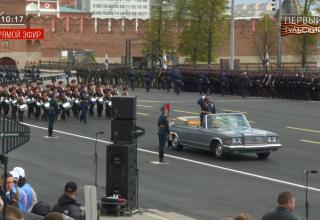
[
  {"left": 267, "top": 136, "right": 279, "bottom": 143},
  {"left": 232, "top": 137, "right": 243, "bottom": 145}
]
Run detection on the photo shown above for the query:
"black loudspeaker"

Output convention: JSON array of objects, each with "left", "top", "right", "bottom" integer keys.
[
  {"left": 106, "top": 144, "right": 137, "bottom": 209},
  {"left": 111, "top": 120, "right": 136, "bottom": 143},
  {"left": 111, "top": 96, "right": 136, "bottom": 120}
]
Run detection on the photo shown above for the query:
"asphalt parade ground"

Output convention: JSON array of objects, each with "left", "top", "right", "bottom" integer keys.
[{"left": 7, "top": 88, "right": 320, "bottom": 220}]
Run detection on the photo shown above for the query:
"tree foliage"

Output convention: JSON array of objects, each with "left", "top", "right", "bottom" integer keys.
[
  {"left": 291, "top": 0, "right": 320, "bottom": 68},
  {"left": 177, "top": 0, "right": 228, "bottom": 64},
  {"left": 253, "top": 15, "right": 277, "bottom": 70},
  {"left": 142, "top": 0, "right": 174, "bottom": 60}
]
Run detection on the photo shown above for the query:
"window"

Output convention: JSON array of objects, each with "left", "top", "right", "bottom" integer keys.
[{"left": 2, "top": 41, "right": 9, "bottom": 50}]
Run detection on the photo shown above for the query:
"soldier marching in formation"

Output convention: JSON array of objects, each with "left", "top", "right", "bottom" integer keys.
[
  {"left": 160, "top": 67, "right": 320, "bottom": 101},
  {"left": 0, "top": 79, "right": 130, "bottom": 123},
  {"left": 1, "top": 64, "right": 319, "bottom": 125},
  {"left": 77, "top": 66, "right": 320, "bottom": 101}
]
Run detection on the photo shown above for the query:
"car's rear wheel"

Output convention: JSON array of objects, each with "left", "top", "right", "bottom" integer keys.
[
  {"left": 211, "top": 142, "right": 226, "bottom": 160},
  {"left": 170, "top": 133, "right": 183, "bottom": 151},
  {"left": 257, "top": 152, "right": 270, "bottom": 160}
]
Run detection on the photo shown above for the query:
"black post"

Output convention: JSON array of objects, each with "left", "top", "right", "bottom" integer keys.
[
  {"left": 125, "top": 39, "right": 128, "bottom": 66},
  {"left": 305, "top": 171, "right": 309, "bottom": 220},
  {"left": 157, "top": 0, "right": 163, "bottom": 60},
  {"left": 129, "top": 39, "right": 131, "bottom": 67},
  {"left": 305, "top": 170, "right": 318, "bottom": 220},
  {"left": 94, "top": 131, "right": 104, "bottom": 187}
]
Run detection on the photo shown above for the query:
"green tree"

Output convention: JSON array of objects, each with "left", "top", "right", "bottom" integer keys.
[
  {"left": 143, "top": 0, "right": 174, "bottom": 64},
  {"left": 176, "top": 0, "right": 228, "bottom": 64},
  {"left": 178, "top": 0, "right": 207, "bottom": 63},
  {"left": 292, "top": 0, "right": 319, "bottom": 68},
  {"left": 253, "top": 15, "right": 277, "bottom": 71},
  {"left": 204, "top": 0, "right": 228, "bottom": 64}
]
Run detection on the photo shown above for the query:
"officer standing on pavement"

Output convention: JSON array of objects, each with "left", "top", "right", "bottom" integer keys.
[
  {"left": 197, "top": 71, "right": 205, "bottom": 95},
  {"left": 158, "top": 104, "right": 170, "bottom": 163},
  {"left": 79, "top": 91, "right": 89, "bottom": 124},
  {"left": 48, "top": 94, "right": 59, "bottom": 137},
  {"left": 144, "top": 69, "right": 153, "bottom": 92},
  {"left": 219, "top": 72, "right": 228, "bottom": 96},
  {"left": 128, "top": 67, "right": 138, "bottom": 90},
  {"left": 172, "top": 66, "right": 183, "bottom": 95}
]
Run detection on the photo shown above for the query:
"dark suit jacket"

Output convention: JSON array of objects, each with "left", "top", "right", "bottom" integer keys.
[{"left": 261, "top": 207, "right": 301, "bottom": 220}]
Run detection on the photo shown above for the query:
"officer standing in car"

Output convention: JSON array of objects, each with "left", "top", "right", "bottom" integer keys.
[{"left": 158, "top": 104, "right": 170, "bottom": 163}]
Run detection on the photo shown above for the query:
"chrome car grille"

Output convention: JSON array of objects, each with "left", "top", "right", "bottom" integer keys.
[{"left": 245, "top": 136, "right": 266, "bottom": 144}]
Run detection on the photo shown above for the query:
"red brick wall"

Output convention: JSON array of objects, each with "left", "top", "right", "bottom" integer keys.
[
  {"left": 59, "top": 0, "right": 76, "bottom": 8},
  {"left": 217, "top": 19, "right": 316, "bottom": 59},
  {"left": 26, "top": 17, "right": 145, "bottom": 58},
  {"left": 0, "top": 1, "right": 317, "bottom": 64}
]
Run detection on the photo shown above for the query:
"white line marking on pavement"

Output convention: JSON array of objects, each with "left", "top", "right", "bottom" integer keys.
[
  {"left": 301, "top": 139, "right": 320, "bottom": 145},
  {"left": 137, "top": 104, "right": 153, "bottom": 108},
  {"left": 23, "top": 122, "right": 320, "bottom": 193},
  {"left": 287, "top": 126, "right": 320, "bottom": 134},
  {"left": 173, "top": 110, "right": 198, "bottom": 115},
  {"left": 137, "top": 112, "right": 149, "bottom": 116},
  {"left": 150, "top": 161, "right": 170, "bottom": 165}
]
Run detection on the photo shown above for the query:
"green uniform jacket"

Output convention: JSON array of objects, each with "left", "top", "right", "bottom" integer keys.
[
  {"left": 48, "top": 98, "right": 59, "bottom": 119},
  {"left": 158, "top": 113, "right": 170, "bottom": 136}
]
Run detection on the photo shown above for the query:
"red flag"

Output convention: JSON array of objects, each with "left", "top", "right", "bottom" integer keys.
[
  {"left": 40, "top": 2, "right": 57, "bottom": 10},
  {"left": 165, "top": 102, "right": 171, "bottom": 111}
]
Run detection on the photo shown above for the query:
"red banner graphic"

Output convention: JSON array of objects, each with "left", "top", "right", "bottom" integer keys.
[
  {"left": 281, "top": 22, "right": 320, "bottom": 36},
  {"left": 0, "top": 29, "right": 44, "bottom": 40}
]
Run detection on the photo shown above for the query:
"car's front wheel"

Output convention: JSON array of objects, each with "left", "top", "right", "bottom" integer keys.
[
  {"left": 257, "top": 152, "right": 270, "bottom": 160},
  {"left": 211, "top": 142, "right": 226, "bottom": 160},
  {"left": 170, "top": 133, "right": 183, "bottom": 151}
]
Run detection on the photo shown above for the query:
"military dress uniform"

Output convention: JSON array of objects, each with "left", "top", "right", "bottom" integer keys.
[
  {"left": 48, "top": 97, "right": 59, "bottom": 137},
  {"left": 157, "top": 106, "right": 170, "bottom": 163},
  {"left": 79, "top": 92, "right": 89, "bottom": 124}
]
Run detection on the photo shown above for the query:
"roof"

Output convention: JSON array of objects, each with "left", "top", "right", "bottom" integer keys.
[
  {"left": 275, "top": 0, "right": 300, "bottom": 16},
  {"left": 59, "top": 6, "right": 88, "bottom": 14}
]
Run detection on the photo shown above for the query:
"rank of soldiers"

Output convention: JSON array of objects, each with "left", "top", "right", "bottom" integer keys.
[{"left": 0, "top": 79, "right": 129, "bottom": 122}]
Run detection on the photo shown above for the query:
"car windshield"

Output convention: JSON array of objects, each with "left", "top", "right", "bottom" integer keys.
[{"left": 206, "top": 114, "right": 250, "bottom": 130}]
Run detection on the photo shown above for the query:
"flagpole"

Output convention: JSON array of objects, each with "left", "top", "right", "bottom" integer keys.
[
  {"left": 277, "top": 0, "right": 282, "bottom": 71},
  {"left": 230, "top": 0, "right": 235, "bottom": 71}
]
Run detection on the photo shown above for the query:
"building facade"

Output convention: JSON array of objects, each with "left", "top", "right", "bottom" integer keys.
[
  {"left": 90, "top": 0, "right": 150, "bottom": 19},
  {"left": 235, "top": 1, "right": 274, "bottom": 18},
  {"left": 59, "top": 0, "right": 76, "bottom": 8},
  {"left": 0, "top": 0, "right": 317, "bottom": 70},
  {"left": 76, "top": 0, "right": 90, "bottom": 12}
]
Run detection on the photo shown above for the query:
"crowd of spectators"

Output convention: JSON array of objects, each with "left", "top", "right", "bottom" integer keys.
[
  {"left": 0, "top": 166, "right": 302, "bottom": 220},
  {"left": 0, "top": 167, "right": 83, "bottom": 220},
  {"left": 0, "top": 67, "right": 20, "bottom": 84}
]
